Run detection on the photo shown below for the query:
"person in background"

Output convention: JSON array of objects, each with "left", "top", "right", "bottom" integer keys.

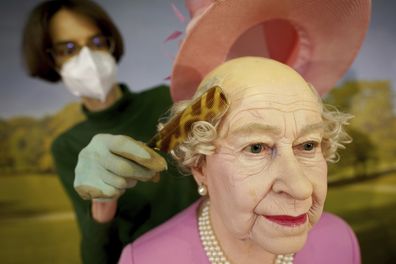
[{"left": 21, "top": 0, "right": 198, "bottom": 263}]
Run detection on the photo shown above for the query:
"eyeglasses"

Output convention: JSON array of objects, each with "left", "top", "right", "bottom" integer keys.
[{"left": 48, "top": 35, "right": 114, "bottom": 60}]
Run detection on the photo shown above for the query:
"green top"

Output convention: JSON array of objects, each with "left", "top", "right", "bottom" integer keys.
[{"left": 51, "top": 84, "right": 198, "bottom": 264}]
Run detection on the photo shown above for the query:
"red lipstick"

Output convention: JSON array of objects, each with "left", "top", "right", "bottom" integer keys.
[{"left": 264, "top": 214, "right": 307, "bottom": 226}]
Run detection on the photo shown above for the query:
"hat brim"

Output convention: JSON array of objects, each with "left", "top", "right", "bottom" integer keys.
[{"left": 171, "top": 0, "right": 371, "bottom": 101}]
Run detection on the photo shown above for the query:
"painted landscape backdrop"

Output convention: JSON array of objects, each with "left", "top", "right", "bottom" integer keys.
[{"left": 1, "top": 0, "right": 395, "bottom": 263}]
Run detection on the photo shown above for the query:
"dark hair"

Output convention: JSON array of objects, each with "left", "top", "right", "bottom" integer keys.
[{"left": 22, "top": 0, "right": 124, "bottom": 82}]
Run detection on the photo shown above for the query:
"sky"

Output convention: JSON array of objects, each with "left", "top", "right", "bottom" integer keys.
[{"left": 0, "top": 0, "right": 395, "bottom": 118}]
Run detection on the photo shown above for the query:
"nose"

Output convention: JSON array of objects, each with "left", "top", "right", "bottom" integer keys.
[
  {"left": 75, "top": 46, "right": 95, "bottom": 64},
  {"left": 78, "top": 46, "right": 93, "bottom": 57},
  {"left": 271, "top": 148, "right": 313, "bottom": 200}
]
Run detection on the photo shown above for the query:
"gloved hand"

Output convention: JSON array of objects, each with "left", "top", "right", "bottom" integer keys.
[{"left": 74, "top": 134, "right": 167, "bottom": 200}]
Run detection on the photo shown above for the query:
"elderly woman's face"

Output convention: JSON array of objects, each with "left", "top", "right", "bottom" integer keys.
[{"left": 195, "top": 59, "right": 327, "bottom": 254}]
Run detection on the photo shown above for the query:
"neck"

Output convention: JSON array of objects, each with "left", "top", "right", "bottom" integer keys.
[{"left": 81, "top": 84, "right": 122, "bottom": 112}]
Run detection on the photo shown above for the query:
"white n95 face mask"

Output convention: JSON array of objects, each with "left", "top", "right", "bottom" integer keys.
[{"left": 60, "top": 47, "right": 117, "bottom": 102}]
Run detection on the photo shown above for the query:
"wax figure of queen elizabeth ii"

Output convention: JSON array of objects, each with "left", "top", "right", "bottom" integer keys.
[{"left": 119, "top": 57, "right": 359, "bottom": 264}]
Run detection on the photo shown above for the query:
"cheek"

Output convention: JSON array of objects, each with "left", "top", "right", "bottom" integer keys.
[
  {"left": 205, "top": 155, "right": 234, "bottom": 199},
  {"left": 206, "top": 155, "right": 247, "bottom": 206},
  {"left": 311, "top": 160, "right": 328, "bottom": 201},
  {"left": 207, "top": 154, "right": 270, "bottom": 205},
  {"left": 307, "top": 160, "right": 328, "bottom": 225},
  {"left": 54, "top": 58, "right": 64, "bottom": 71},
  {"left": 206, "top": 155, "right": 265, "bottom": 237},
  {"left": 234, "top": 155, "right": 273, "bottom": 180},
  {"left": 299, "top": 155, "right": 328, "bottom": 196}
]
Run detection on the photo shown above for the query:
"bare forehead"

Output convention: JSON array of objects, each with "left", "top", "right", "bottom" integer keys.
[
  {"left": 202, "top": 58, "right": 316, "bottom": 101},
  {"left": 199, "top": 57, "right": 321, "bottom": 111},
  {"left": 50, "top": 9, "right": 100, "bottom": 42},
  {"left": 224, "top": 82, "right": 320, "bottom": 113}
]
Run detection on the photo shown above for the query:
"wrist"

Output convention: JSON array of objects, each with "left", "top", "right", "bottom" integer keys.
[{"left": 91, "top": 199, "right": 118, "bottom": 223}]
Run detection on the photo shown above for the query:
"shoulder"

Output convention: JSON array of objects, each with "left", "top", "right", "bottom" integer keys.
[
  {"left": 295, "top": 212, "right": 360, "bottom": 264},
  {"left": 119, "top": 200, "right": 208, "bottom": 264},
  {"left": 137, "top": 85, "right": 171, "bottom": 101},
  {"left": 132, "top": 85, "right": 173, "bottom": 120},
  {"left": 50, "top": 122, "right": 86, "bottom": 156}
]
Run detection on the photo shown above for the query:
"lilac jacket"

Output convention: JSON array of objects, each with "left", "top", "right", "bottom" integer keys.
[{"left": 119, "top": 200, "right": 360, "bottom": 264}]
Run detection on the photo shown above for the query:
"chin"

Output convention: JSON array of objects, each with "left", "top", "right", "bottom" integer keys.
[{"left": 254, "top": 231, "right": 309, "bottom": 255}]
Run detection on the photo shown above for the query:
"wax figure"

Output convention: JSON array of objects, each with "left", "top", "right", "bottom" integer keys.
[
  {"left": 70, "top": 0, "right": 370, "bottom": 263},
  {"left": 21, "top": 1, "right": 199, "bottom": 263},
  {"left": 119, "top": 57, "right": 360, "bottom": 264}
]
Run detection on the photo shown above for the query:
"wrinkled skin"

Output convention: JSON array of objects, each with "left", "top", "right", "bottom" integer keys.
[{"left": 192, "top": 58, "right": 327, "bottom": 263}]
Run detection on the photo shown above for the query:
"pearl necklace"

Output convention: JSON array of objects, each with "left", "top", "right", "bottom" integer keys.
[{"left": 198, "top": 200, "right": 294, "bottom": 264}]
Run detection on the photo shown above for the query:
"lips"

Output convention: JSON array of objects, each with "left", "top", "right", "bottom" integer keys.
[{"left": 264, "top": 214, "right": 307, "bottom": 227}]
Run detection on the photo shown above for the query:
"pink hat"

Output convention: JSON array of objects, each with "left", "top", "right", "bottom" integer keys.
[{"left": 170, "top": 0, "right": 371, "bottom": 101}]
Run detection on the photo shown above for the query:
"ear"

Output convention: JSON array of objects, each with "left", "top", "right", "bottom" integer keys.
[{"left": 191, "top": 160, "right": 208, "bottom": 186}]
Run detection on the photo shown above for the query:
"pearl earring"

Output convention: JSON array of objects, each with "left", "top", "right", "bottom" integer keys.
[{"left": 198, "top": 184, "right": 208, "bottom": 196}]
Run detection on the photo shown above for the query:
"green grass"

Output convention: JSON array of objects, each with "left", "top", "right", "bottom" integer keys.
[
  {"left": 0, "top": 174, "right": 80, "bottom": 264},
  {"left": 0, "top": 218, "right": 80, "bottom": 264},
  {"left": 325, "top": 172, "right": 396, "bottom": 264},
  {"left": 0, "top": 174, "right": 73, "bottom": 214},
  {"left": 1, "top": 173, "right": 396, "bottom": 264}
]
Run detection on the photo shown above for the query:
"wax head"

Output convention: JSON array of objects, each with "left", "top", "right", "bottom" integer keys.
[{"left": 192, "top": 57, "right": 327, "bottom": 257}]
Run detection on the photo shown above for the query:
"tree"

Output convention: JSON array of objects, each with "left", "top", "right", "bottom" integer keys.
[
  {"left": 325, "top": 80, "right": 396, "bottom": 180},
  {"left": 0, "top": 103, "right": 84, "bottom": 175}
]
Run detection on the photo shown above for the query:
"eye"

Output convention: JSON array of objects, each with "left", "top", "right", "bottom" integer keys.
[
  {"left": 243, "top": 143, "right": 272, "bottom": 155},
  {"left": 250, "top": 143, "right": 263, "bottom": 153},
  {"left": 298, "top": 141, "right": 319, "bottom": 152},
  {"left": 53, "top": 42, "right": 78, "bottom": 57},
  {"left": 89, "top": 35, "right": 112, "bottom": 50},
  {"left": 91, "top": 36, "right": 105, "bottom": 47},
  {"left": 65, "top": 42, "right": 77, "bottom": 53}
]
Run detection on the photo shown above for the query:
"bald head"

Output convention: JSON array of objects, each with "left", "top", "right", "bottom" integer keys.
[{"left": 197, "top": 57, "right": 319, "bottom": 108}]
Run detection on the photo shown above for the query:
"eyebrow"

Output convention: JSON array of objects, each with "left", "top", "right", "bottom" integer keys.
[
  {"left": 230, "top": 123, "right": 282, "bottom": 136},
  {"left": 298, "top": 122, "right": 325, "bottom": 137},
  {"left": 53, "top": 33, "right": 103, "bottom": 46}
]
